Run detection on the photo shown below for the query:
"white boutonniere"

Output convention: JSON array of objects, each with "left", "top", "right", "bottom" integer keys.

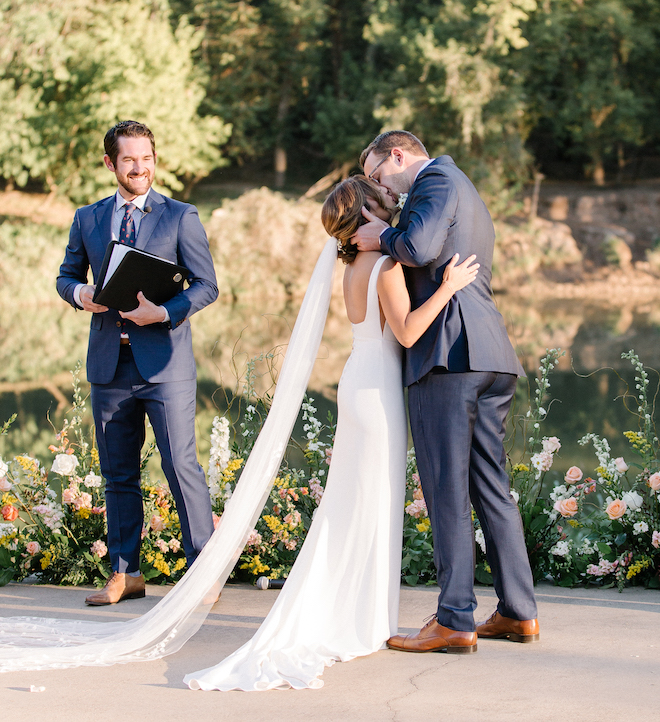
[{"left": 396, "top": 193, "right": 408, "bottom": 210}]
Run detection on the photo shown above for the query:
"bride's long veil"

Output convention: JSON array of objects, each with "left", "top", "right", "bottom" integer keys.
[{"left": 0, "top": 238, "right": 338, "bottom": 673}]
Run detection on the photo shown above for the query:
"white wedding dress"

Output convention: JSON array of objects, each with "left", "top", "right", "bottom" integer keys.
[{"left": 184, "top": 255, "right": 407, "bottom": 691}]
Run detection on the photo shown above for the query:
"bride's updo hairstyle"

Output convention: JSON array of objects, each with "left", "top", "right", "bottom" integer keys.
[{"left": 322, "top": 176, "right": 388, "bottom": 264}]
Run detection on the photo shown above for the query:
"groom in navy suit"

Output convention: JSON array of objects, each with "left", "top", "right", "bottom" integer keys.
[
  {"left": 355, "top": 130, "right": 539, "bottom": 653},
  {"left": 57, "top": 121, "right": 217, "bottom": 605}
]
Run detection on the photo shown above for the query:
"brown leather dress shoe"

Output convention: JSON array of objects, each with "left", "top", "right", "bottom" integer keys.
[
  {"left": 387, "top": 617, "right": 477, "bottom": 654},
  {"left": 85, "top": 572, "right": 146, "bottom": 606},
  {"left": 476, "top": 611, "right": 539, "bottom": 642}
]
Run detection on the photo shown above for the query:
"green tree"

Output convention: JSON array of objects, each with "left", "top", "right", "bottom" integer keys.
[
  {"left": 519, "top": 0, "right": 658, "bottom": 184},
  {"left": 0, "top": 0, "right": 230, "bottom": 203},
  {"left": 361, "top": 0, "right": 537, "bottom": 209}
]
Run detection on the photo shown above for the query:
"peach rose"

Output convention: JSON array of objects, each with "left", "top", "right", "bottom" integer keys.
[
  {"left": 26, "top": 541, "right": 41, "bottom": 555},
  {"left": 0, "top": 478, "right": 11, "bottom": 492},
  {"left": 554, "top": 497, "right": 578, "bottom": 517},
  {"left": 212, "top": 513, "right": 222, "bottom": 530},
  {"left": 149, "top": 514, "right": 165, "bottom": 532},
  {"left": 62, "top": 487, "right": 76, "bottom": 504},
  {"left": 648, "top": 473, "right": 660, "bottom": 492},
  {"left": 90, "top": 540, "right": 108, "bottom": 557},
  {"left": 1, "top": 505, "right": 18, "bottom": 521},
  {"left": 564, "top": 466, "right": 583, "bottom": 484},
  {"left": 605, "top": 498, "right": 627, "bottom": 520}
]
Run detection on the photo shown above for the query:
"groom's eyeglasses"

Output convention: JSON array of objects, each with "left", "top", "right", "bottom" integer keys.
[{"left": 367, "top": 152, "right": 391, "bottom": 181}]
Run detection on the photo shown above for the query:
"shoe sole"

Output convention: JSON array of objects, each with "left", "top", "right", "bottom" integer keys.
[
  {"left": 478, "top": 632, "right": 539, "bottom": 643},
  {"left": 387, "top": 643, "right": 478, "bottom": 654},
  {"left": 85, "top": 590, "right": 146, "bottom": 606}
]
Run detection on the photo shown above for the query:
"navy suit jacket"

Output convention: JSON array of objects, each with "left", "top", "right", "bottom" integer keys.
[
  {"left": 57, "top": 189, "right": 218, "bottom": 384},
  {"left": 380, "top": 156, "right": 524, "bottom": 386}
]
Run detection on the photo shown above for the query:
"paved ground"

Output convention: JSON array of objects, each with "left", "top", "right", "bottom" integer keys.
[{"left": 0, "top": 580, "right": 658, "bottom": 722}]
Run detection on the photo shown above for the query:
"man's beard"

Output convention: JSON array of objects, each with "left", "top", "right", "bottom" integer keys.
[{"left": 118, "top": 173, "right": 153, "bottom": 197}]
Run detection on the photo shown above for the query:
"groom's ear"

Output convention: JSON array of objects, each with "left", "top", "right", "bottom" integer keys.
[{"left": 391, "top": 148, "right": 405, "bottom": 166}]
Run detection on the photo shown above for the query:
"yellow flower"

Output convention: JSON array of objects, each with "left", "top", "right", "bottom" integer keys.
[
  {"left": 623, "top": 431, "right": 652, "bottom": 456},
  {"left": 567, "top": 520, "right": 580, "bottom": 528},
  {"left": 153, "top": 552, "right": 170, "bottom": 576},
  {"left": 173, "top": 558, "right": 186, "bottom": 572},
  {"left": 240, "top": 555, "right": 270, "bottom": 575},
  {"left": 626, "top": 558, "right": 652, "bottom": 580},
  {"left": 77, "top": 508, "right": 91, "bottom": 520},
  {"left": 40, "top": 549, "right": 53, "bottom": 570},
  {"left": 263, "top": 515, "right": 283, "bottom": 533},
  {"left": 1, "top": 492, "right": 18, "bottom": 506},
  {"left": 416, "top": 518, "right": 431, "bottom": 533},
  {"left": 90, "top": 447, "right": 100, "bottom": 468},
  {"left": 512, "top": 463, "right": 529, "bottom": 474}
]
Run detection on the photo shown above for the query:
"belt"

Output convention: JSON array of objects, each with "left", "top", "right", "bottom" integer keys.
[{"left": 120, "top": 338, "right": 131, "bottom": 346}]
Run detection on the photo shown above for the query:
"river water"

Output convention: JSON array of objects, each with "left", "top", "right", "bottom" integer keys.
[{"left": 1, "top": 289, "right": 659, "bottom": 487}]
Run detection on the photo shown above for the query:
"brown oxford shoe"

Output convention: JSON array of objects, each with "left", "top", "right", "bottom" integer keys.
[
  {"left": 387, "top": 617, "right": 477, "bottom": 654},
  {"left": 476, "top": 611, "right": 539, "bottom": 643},
  {"left": 85, "top": 572, "right": 146, "bottom": 606}
]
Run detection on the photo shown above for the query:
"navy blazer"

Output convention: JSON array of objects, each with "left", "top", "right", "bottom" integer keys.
[
  {"left": 380, "top": 156, "right": 524, "bottom": 386},
  {"left": 57, "top": 189, "right": 218, "bottom": 384}
]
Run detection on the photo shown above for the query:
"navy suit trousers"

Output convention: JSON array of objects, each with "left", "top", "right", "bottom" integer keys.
[
  {"left": 408, "top": 370, "right": 537, "bottom": 631},
  {"left": 91, "top": 345, "right": 214, "bottom": 573}
]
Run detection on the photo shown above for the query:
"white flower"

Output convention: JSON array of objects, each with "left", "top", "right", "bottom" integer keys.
[
  {"left": 531, "top": 451, "right": 553, "bottom": 473},
  {"left": 550, "top": 540, "right": 570, "bottom": 557},
  {"left": 83, "top": 473, "right": 103, "bottom": 488},
  {"left": 622, "top": 490, "right": 643, "bottom": 512},
  {"left": 633, "top": 521, "right": 649, "bottom": 535},
  {"left": 0, "top": 458, "right": 8, "bottom": 477},
  {"left": 510, "top": 488, "right": 520, "bottom": 504},
  {"left": 51, "top": 453, "right": 79, "bottom": 477},
  {"left": 396, "top": 193, "right": 408, "bottom": 210},
  {"left": 614, "top": 457, "right": 628, "bottom": 474},
  {"left": 549, "top": 484, "right": 568, "bottom": 502},
  {"left": 474, "top": 528, "right": 486, "bottom": 554}
]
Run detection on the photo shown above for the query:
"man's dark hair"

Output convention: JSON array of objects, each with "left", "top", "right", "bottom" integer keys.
[
  {"left": 359, "top": 130, "right": 429, "bottom": 168},
  {"left": 104, "top": 121, "right": 155, "bottom": 165}
]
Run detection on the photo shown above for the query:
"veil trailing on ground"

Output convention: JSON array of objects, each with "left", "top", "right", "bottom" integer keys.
[{"left": 0, "top": 238, "right": 338, "bottom": 674}]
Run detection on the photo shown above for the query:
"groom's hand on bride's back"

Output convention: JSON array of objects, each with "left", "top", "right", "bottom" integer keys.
[{"left": 353, "top": 207, "right": 389, "bottom": 253}]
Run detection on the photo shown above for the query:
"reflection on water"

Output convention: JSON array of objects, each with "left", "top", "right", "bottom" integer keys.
[{"left": 1, "top": 292, "right": 659, "bottom": 487}]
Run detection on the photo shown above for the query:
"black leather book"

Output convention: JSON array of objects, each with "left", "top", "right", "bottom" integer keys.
[{"left": 93, "top": 241, "right": 190, "bottom": 312}]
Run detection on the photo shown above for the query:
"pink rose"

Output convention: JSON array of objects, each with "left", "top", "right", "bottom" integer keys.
[
  {"left": 26, "top": 541, "right": 41, "bottom": 555},
  {"left": 284, "top": 511, "right": 301, "bottom": 528},
  {"left": 156, "top": 539, "right": 169, "bottom": 553},
  {"left": 652, "top": 531, "right": 660, "bottom": 549},
  {"left": 605, "top": 499, "right": 627, "bottom": 520},
  {"left": 553, "top": 497, "right": 578, "bottom": 517},
  {"left": 90, "top": 540, "right": 108, "bottom": 557},
  {"left": 0, "top": 478, "right": 11, "bottom": 492},
  {"left": 168, "top": 538, "right": 181, "bottom": 552},
  {"left": 564, "top": 466, "right": 583, "bottom": 484},
  {"left": 92, "top": 506, "right": 106, "bottom": 515},
  {"left": 1, "top": 505, "right": 18, "bottom": 521},
  {"left": 648, "top": 473, "right": 660, "bottom": 492},
  {"left": 542, "top": 436, "right": 561, "bottom": 454},
  {"left": 73, "top": 492, "right": 92, "bottom": 510},
  {"left": 62, "top": 488, "right": 76, "bottom": 504},
  {"left": 150, "top": 514, "right": 165, "bottom": 532},
  {"left": 212, "top": 513, "right": 221, "bottom": 529},
  {"left": 614, "top": 457, "right": 628, "bottom": 474}
]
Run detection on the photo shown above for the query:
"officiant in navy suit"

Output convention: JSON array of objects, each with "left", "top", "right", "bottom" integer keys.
[
  {"left": 57, "top": 121, "right": 217, "bottom": 605},
  {"left": 354, "top": 130, "right": 539, "bottom": 653}
]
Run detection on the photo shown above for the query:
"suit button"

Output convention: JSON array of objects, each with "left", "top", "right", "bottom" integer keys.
[{"left": 116, "top": 321, "right": 122, "bottom": 327}]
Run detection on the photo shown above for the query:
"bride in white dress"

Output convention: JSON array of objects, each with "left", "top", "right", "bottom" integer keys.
[
  {"left": 184, "top": 176, "right": 478, "bottom": 691},
  {"left": 0, "top": 177, "right": 476, "bottom": 686}
]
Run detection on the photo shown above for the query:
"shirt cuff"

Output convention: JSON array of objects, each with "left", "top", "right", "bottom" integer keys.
[
  {"left": 73, "top": 284, "right": 85, "bottom": 309},
  {"left": 161, "top": 307, "right": 170, "bottom": 323}
]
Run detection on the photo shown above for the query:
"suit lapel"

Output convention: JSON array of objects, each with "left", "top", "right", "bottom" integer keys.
[
  {"left": 136, "top": 190, "right": 165, "bottom": 251},
  {"left": 93, "top": 197, "right": 114, "bottom": 252}
]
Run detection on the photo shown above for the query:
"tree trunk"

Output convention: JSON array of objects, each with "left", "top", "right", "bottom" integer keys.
[{"left": 274, "top": 82, "right": 291, "bottom": 189}]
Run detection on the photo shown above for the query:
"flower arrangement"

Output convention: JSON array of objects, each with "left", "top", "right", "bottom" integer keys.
[{"left": 2, "top": 348, "right": 659, "bottom": 592}]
